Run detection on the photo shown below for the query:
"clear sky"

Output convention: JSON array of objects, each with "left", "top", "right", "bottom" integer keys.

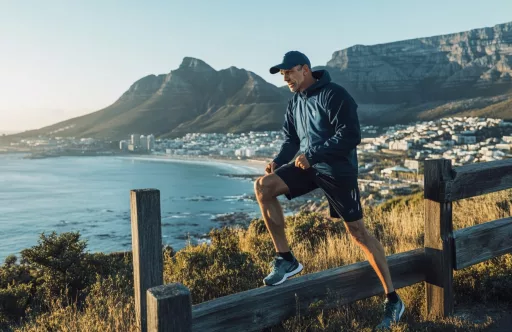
[{"left": 1, "top": 0, "right": 511, "bottom": 132}]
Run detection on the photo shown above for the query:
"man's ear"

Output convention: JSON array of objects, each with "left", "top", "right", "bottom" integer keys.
[{"left": 303, "top": 64, "right": 311, "bottom": 75}]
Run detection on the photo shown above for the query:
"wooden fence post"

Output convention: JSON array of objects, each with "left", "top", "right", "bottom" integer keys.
[
  {"left": 423, "top": 159, "right": 454, "bottom": 318},
  {"left": 147, "top": 283, "right": 192, "bottom": 332},
  {"left": 131, "top": 189, "right": 164, "bottom": 332}
]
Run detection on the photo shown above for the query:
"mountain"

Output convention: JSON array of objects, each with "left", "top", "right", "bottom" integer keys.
[
  {"left": 319, "top": 21, "right": 512, "bottom": 125},
  {"left": 13, "top": 58, "right": 290, "bottom": 140},
  {"left": 11, "top": 22, "right": 512, "bottom": 139}
]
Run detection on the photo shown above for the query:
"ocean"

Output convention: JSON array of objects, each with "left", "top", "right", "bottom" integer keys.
[{"left": 0, "top": 153, "right": 282, "bottom": 262}]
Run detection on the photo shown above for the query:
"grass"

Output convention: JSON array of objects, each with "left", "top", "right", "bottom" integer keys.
[
  {"left": 2, "top": 189, "right": 511, "bottom": 331},
  {"left": 13, "top": 275, "right": 137, "bottom": 332}
]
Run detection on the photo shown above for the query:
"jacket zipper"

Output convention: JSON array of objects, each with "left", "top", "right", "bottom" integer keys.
[{"left": 303, "top": 96, "right": 310, "bottom": 152}]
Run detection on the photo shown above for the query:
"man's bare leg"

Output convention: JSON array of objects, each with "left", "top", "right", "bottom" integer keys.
[
  {"left": 253, "top": 174, "right": 291, "bottom": 253},
  {"left": 345, "top": 218, "right": 394, "bottom": 293}
]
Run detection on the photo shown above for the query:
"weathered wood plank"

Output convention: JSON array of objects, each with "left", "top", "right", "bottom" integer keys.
[
  {"left": 424, "top": 159, "right": 454, "bottom": 318},
  {"left": 448, "top": 159, "right": 512, "bottom": 201},
  {"left": 191, "top": 249, "right": 426, "bottom": 332},
  {"left": 453, "top": 217, "right": 512, "bottom": 270},
  {"left": 147, "top": 283, "right": 192, "bottom": 332},
  {"left": 131, "top": 189, "right": 164, "bottom": 332}
]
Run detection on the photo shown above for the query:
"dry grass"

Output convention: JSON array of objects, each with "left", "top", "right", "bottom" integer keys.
[
  {"left": 5, "top": 189, "right": 512, "bottom": 331},
  {"left": 10, "top": 275, "right": 138, "bottom": 332},
  {"left": 238, "top": 189, "right": 512, "bottom": 331}
]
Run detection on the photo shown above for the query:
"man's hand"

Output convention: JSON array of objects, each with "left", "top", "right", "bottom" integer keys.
[
  {"left": 265, "top": 161, "right": 279, "bottom": 175},
  {"left": 294, "top": 154, "right": 310, "bottom": 170}
]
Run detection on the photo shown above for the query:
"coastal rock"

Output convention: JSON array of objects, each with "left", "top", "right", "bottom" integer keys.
[
  {"left": 186, "top": 195, "right": 217, "bottom": 202},
  {"left": 211, "top": 212, "right": 253, "bottom": 226},
  {"left": 175, "top": 232, "right": 207, "bottom": 241}
]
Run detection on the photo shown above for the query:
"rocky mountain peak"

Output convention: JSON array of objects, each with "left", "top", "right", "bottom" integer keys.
[{"left": 178, "top": 57, "right": 215, "bottom": 72}]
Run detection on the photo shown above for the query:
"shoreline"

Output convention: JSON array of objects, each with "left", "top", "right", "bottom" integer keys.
[
  {"left": 118, "top": 153, "right": 269, "bottom": 175},
  {"left": 1, "top": 150, "right": 270, "bottom": 175}
]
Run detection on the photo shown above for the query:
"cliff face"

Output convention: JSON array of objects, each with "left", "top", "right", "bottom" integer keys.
[{"left": 324, "top": 21, "right": 512, "bottom": 104}]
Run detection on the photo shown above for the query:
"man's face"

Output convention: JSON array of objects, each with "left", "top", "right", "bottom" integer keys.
[{"left": 281, "top": 65, "right": 304, "bottom": 92}]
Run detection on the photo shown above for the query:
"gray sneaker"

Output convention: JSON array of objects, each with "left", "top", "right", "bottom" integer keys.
[
  {"left": 263, "top": 256, "right": 303, "bottom": 286},
  {"left": 376, "top": 295, "right": 405, "bottom": 330}
]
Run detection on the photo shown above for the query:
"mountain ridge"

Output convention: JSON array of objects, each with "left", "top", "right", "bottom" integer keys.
[{"left": 10, "top": 21, "right": 512, "bottom": 140}]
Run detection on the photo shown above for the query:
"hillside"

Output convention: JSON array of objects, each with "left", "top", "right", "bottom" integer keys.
[
  {"left": 355, "top": 94, "right": 512, "bottom": 126},
  {"left": 12, "top": 58, "right": 290, "bottom": 140}
]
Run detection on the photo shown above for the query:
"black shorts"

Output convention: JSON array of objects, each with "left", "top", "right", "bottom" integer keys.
[{"left": 274, "top": 163, "right": 363, "bottom": 222}]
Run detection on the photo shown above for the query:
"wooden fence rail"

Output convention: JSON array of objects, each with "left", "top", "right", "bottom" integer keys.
[{"left": 130, "top": 158, "right": 512, "bottom": 332}]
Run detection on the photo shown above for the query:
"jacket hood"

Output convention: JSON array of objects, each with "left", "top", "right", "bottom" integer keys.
[{"left": 300, "top": 70, "right": 332, "bottom": 97}]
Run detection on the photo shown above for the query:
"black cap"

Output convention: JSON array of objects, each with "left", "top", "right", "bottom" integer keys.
[{"left": 269, "top": 51, "right": 311, "bottom": 74}]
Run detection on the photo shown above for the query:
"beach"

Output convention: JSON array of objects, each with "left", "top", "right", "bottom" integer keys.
[{"left": 121, "top": 153, "right": 269, "bottom": 175}]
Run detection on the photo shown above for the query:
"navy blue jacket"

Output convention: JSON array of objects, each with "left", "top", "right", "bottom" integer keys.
[{"left": 273, "top": 70, "right": 361, "bottom": 178}]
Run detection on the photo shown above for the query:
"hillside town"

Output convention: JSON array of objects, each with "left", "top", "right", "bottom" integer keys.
[
  {"left": 2, "top": 116, "right": 511, "bottom": 205},
  {"left": 154, "top": 117, "right": 512, "bottom": 163},
  {"left": 139, "top": 116, "right": 512, "bottom": 205}
]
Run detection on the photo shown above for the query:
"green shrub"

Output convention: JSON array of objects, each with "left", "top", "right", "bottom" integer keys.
[
  {"left": 0, "top": 259, "right": 32, "bottom": 290},
  {"left": 0, "top": 231, "right": 133, "bottom": 329},
  {"left": 454, "top": 254, "right": 512, "bottom": 304},
  {"left": 20, "top": 231, "right": 92, "bottom": 304},
  {"left": 0, "top": 283, "right": 32, "bottom": 327},
  {"left": 164, "top": 227, "right": 264, "bottom": 304},
  {"left": 286, "top": 211, "right": 346, "bottom": 247},
  {"left": 377, "top": 191, "right": 423, "bottom": 212},
  {"left": 242, "top": 218, "right": 275, "bottom": 264}
]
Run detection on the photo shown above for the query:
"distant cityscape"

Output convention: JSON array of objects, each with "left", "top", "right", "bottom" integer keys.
[
  {"left": 2, "top": 116, "right": 511, "bottom": 205},
  {"left": 141, "top": 116, "right": 512, "bottom": 166},
  {"left": 119, "top": 134, "right": 156, "bottom": 152}
]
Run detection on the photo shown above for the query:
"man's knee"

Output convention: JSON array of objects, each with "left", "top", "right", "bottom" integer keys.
[
  {"left": 345, "top": 219, "right": 369, "bottom": 245},
  {"left": 254, "top": 175, "right": 277, "bottom": 201}
]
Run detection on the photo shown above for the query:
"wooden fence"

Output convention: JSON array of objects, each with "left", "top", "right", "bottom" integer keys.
[{"left": 130, "top": 158, "right": 512, "bottom": 331}]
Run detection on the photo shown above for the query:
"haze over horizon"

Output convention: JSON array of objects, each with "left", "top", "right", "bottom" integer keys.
[{"left": 1, "top": 0, "right": 512, "bottom": 133}]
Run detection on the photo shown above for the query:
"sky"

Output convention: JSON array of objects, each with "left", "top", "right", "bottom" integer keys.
[{"left": 1, "top": 0, "right": 511, "bottom": 133}]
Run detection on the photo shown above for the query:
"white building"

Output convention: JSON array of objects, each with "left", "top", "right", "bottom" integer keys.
[
  {"left": 404, "top": 159, "right": 420, "bottom": 171},
  {"left": 496, "top": 144, "right": 511, "bottom": 151},
  {"left": 140, "top": 135, "right": 148, "bottom": 151},
  {"left": 245, "top": 148, "right": 256, "bottom": 157},
  {"left": 131, "top": 134, "right": 140, "bottom": 148},
  {"left": 80, "top": 138, "right": 95, "bottom": 145},
  {"left": 388, "top": 140, "right": 411, "bottom": 151},
  {"left": 147, "top": 134, "right": 155, "bottom": 151},
  {"left": 452, "top": 135, "right": 476, "bottom": 144},
  {"left": 381, "top": 166, "right": 414, "bottom": 176},
  {"left": 119, "top": 140, "right": 128, "bottom": 151}
]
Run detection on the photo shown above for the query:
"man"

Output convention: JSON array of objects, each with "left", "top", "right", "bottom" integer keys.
[{"left": 253, "top": 51, "right": 405, "bottom": 329}]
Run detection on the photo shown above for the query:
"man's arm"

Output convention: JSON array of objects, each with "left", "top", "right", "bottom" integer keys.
[
  {"left": 304, "top": 89, "right": 361, "bottom": 166},
  {"left": 273, "top": 101, "right": 300, "bottom": 166}
]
